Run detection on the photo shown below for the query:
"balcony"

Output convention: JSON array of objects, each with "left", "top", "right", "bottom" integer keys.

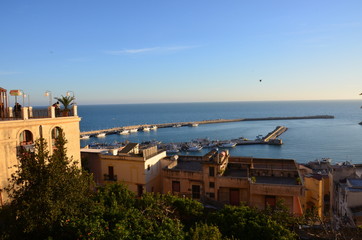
[
  {"left": 104, "top": 174, "right": 118, "bottom": 182},
  {"left": 17, "top": 144, "right": 35, "bottom": 158},
  {"left": 0, "top": 106, "right": 77, "bottom": 121}
]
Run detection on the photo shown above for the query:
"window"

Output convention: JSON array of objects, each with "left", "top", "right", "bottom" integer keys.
[
  {"left": 192, "top": 185, "right": 201, "bottom": 199},
  {"left": 209, "top": 192, "right": 215, "bottom": 198},
  {"left": 19, "top": 130, "right": 33, "bottom": 145},
  {"left": 137, "top": 184, "right": 143, "bottom": 197},
  {"left": 51, "top": 127, "right": 62, "bottom": 148},
  {"left": 172, "top": 181, "right": 180, "bottom": 193},
  {"left": 209, "top": 182, "right": 215, "bottom": 188},
  {"left": 17, "top": 130, "right": 34, "bottom": 157},
  {"left": 108, "top": 166, "right": 114, "bottom": 179},
  {"left": 209, "top": 167, "right": 215, "bottom": 177},
  {"left": 265, "top": 196, "right": 276, "bottom": 209}
]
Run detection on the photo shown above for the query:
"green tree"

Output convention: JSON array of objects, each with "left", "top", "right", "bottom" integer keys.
[
  {"left": 188, "top": 223, "right": 222, "bottom": 240},
  {"left": 210, "top": 205, "right": 297, "bottom": 240},
  {"left": 0, "top": 129, "right": 95, "bottom": 239}
]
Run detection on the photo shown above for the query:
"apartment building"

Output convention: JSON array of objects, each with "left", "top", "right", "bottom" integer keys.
[
  {"left": 163, "top": 149, "right": 304, "bottom": 214},
  {"left": 0, "top": 87, "right": 81, "bottom": 204}
]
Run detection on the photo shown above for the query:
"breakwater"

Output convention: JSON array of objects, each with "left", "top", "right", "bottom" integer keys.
[{"left": 80, "top": 115, "right": 334, "bottom": 136}]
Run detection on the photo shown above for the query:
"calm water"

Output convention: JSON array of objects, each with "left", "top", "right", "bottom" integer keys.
[{"left": 78, "top": 100, "right": 362, "bottom": 164}]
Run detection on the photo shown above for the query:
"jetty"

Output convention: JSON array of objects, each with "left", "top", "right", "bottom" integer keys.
[{"left": 80, "top": 115, "right": 334, "bottom": 137}]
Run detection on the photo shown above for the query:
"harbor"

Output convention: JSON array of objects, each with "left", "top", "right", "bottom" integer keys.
[
  {"left": 80, "top": 115, "right": 334, "bottom": 137},
  {"left": 84, "top": 125, "right": 287, "bottom": 153}
]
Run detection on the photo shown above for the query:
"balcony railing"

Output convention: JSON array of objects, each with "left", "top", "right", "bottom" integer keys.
[
  {"left": 16, "top": 144, "right": 35, "bottom": 158},
  {"left": 0, "top": 106, "right": 78, "bottom": 121},
  {"left": 104, "top": 174, "right": 118, "bottom": 181}
]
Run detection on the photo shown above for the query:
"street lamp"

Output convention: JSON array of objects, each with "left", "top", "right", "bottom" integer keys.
[
  {"left": 19, "top": 89, "right": 25, "bottom": 107},
  {"left": 23, "top": 93, "right": 30, "bottom": 107},
  {"left": 44, "top": 90, "right": 52, "bottom": 106},
  {"left": 66, "top": 90, "right": 76, "bottom": 105}
]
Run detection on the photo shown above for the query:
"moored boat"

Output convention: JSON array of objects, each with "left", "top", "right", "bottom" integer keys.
[
  {"left": 129, "top": 128, "right": 138, "bottom": 133},
  {"left": 219, "top": 142, "right": 236, "bottom": 148},
  {"left": 142, "top": 127, "right": 150, "bottom": 132},
  {"left": 96, "top": 133, "right": 106, "bottom": 138},
  {"left": 80, "top": 135, "right": 90, "bottom": 140},
  {"left": 151, "top": 125, "right": 158, "bottom": 130},
  {"left": 187, "top": 144, "right": 203, "bottom": 152},
  {"left": 119, "top": 129, "right": 129, "bottom": 135}
]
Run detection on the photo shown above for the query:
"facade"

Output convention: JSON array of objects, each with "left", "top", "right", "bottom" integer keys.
[
  {"left": 163, "top": 149, "right": 304, "bottom": 214},
  {"left": 336, "top": 178, "right": 362, "bottom": 227},
  {"left": 82, "top": 143, "right": 168, "bottom": 196},
  {"left": 299, "top": 159, "right": 333, "bottom": 220},
  {"left": 0, "top": 87, "right": 81, "bottom": 205},
  {"left": 82, "top": 144, "right": 304, "bottom": 214}
]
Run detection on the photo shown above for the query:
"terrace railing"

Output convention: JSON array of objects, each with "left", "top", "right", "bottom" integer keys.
[{"left": 0, "top": 105, "right": 78, "bottom": 121}]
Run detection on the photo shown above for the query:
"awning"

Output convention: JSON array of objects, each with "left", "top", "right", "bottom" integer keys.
[{"left": 10, "top": 90, "right": 22, "bottom": 96}]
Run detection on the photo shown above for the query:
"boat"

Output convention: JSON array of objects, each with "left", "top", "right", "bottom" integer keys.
[
  {"left": 166, "top": 149, "right": 180, "bottom": 153},
  {"left": 219, "top": 142, "right": 237, "bottom": 148},
  {"left": 96, "top": 133, "right": 106, "bottom": 138},
  {"left": 119, "top": 129, "right": 129, "bottom": 135},
  {"left": 142, "top": 127, "right": 150, "bottom": 132},
  {"left": 187, "top": 144, "right": 203, "bottom": 152},
  {"left": 190, "top": 123, "right": 199, "bottom": 127},
  {"left": 80, "top": 135, "right": 90, "bottom": 140},
  {"left": 129, "top": 128, "right": 138, "bottom": 133},
  {"left": 173, "top": 124, "right": 182, "bottom": 128},
  {"left": 203, "top": 142, "right": 218, "bottom": 148},
  {"left": 151, "top": 125, "right": 158, "bottom": 130}
]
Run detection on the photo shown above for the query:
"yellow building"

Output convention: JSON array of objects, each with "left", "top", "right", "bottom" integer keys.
[
  {"left": 163, "top": 149, "right": 304, "bottom": 215},
  {"left": 82, "top": 143, "right": 168, "bottom": 196},
  {"left": 0, "top": 87, "right": 81, "bottom": 205},
  {"left": 303, "top": 173, "right": 332, "bottom": 219}
]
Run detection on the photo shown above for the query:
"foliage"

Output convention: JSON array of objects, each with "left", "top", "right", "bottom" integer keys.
[
  {"left": 209, "top": 205, "right": 297, "bottom": 240},
  {"left": 0, "top": 130, "right": 95, "bottom": 239},
  {"left": 188, "top": 223, "right": 222, "bottom": 240},
  {"left": 54, "top": 95, "right": 75, "bottom": 110},
  {"left": 263, "top": 199, "right": 301, "bottom": 230},
  {"left": 0, "top": 130, "right": 314, "bottom": 240}
]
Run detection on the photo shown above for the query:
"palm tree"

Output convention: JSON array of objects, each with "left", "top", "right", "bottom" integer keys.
[{"left": 54, "top": 95, "right": 75, "bottom": 111}]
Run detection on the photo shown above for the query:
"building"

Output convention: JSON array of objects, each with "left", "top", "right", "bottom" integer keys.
[
  {"left": 82, "top": 143, "right": 168, "bottom": 196},
  {"left": 299, "top": 159, "right": 333, "bottom": 220},
  {"left": 163, "top": 149, "right": 304, "bottom": 214},
  {"left": 336, "top": 178, "right": 362, "bottom": 227},
  {"left": 0, "top": 87, "right": 81, "bottom": 205}
]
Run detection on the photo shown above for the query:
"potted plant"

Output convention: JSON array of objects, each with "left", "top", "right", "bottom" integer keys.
[
  {"left": 54, "top": 95, "right": 75, "bottom": 116},
  {"left": 251, "top": 176, "right": 256, "bottom": 183}
]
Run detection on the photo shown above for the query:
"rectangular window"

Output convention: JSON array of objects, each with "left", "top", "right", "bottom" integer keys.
[
  {"left": 209, "top": 167, "right": 215, "bottom": 177},
  {"left": 172, "top": 181, "right": 180, "bottom": 193},
  {"left": 192, "top": 185, "right": 201, "bottom": 199},
  {"left": 209, "top": 182, "right": 215, "bottom": 188},
  {"left": 265, "top": 196, "right": 276, "bottom": 209},
  {"left": 137, "top": 184, "right": 143, "bottom": 197},
  {"left": 108, "top": 166, "right": 114, "bottom": 179},
  {"left": 209, "top": 192, "right": 215, "bottom": 198}
]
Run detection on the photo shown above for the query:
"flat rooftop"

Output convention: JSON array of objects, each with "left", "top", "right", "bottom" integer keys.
[
  {"left": 223, "top": 168, "right": 248, "bottom": 178},
  {"left": 172, "top": 161, "right": 202, "bottom": 172},
  {"left": 255, "top": 176, "right": 298, "bottom": 185}
]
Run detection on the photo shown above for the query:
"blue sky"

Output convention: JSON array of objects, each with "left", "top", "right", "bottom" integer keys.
[{"left": 1, "top": 0, "right": 362, "bottom": 105}]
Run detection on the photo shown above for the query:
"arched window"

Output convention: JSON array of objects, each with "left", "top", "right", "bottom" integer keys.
[
  {"left": 17, "top": 130, "right": 34, "bottom": 157},
  {"left": 19, "top": 130, "right": 33, "bottom": 146},
  {"left": 51, "top": 127, "right": 62, "bottom": 148}
]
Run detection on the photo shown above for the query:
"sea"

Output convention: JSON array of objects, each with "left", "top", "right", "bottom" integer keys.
[{"left": 77, "top": 100, "right": 362, "bottom": 164}]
